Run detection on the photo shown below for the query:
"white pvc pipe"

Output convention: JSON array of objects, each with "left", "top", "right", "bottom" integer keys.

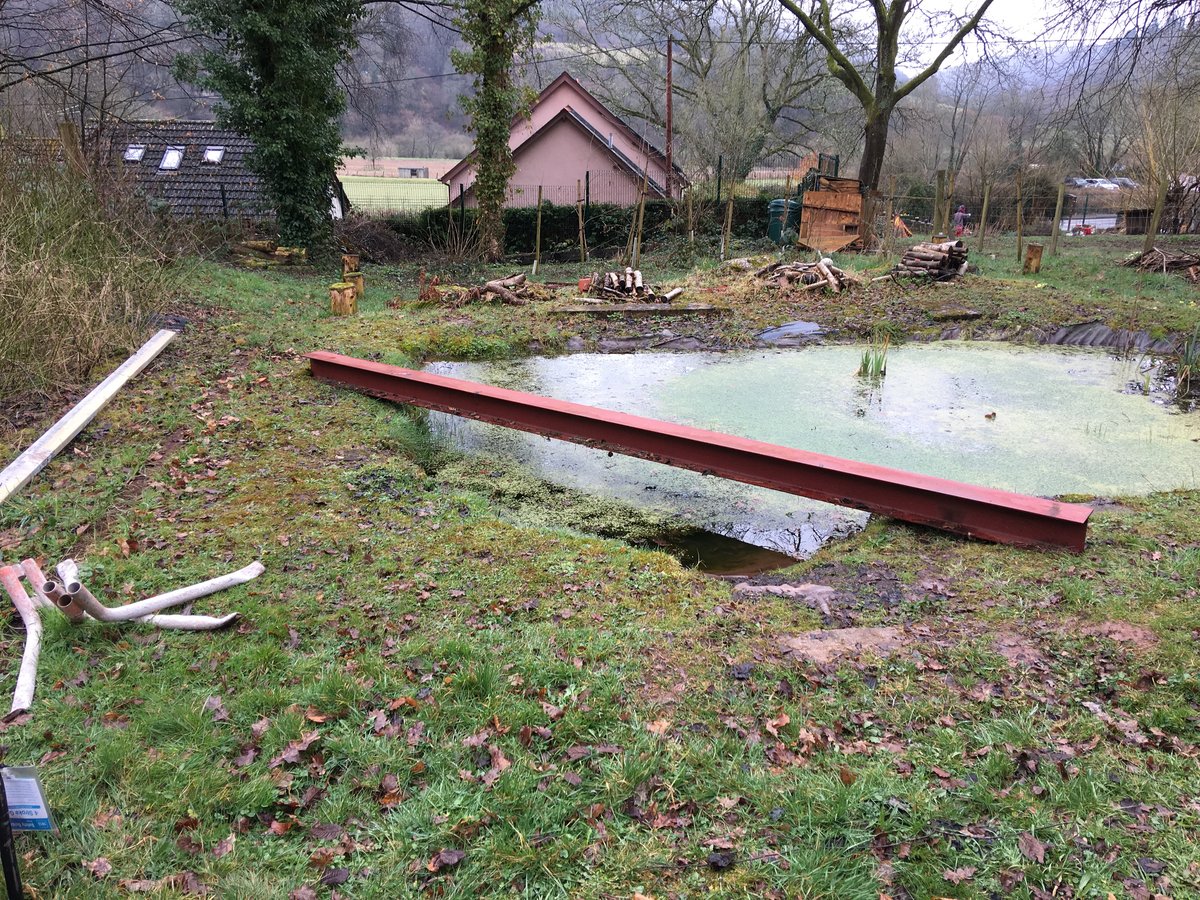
[
  {"left": 138, "top": 612, "right": 240, "bottom": 630},
  {"left": 0, "top": 329, "right": 177, "bottom": 506},
  {"left": 57, "top": 560, "right": 263, "bottom": 622},
  {"left": 0, "top": 565, "right": 43, "bottom": 715},
  {"left": 18, "top": 560, "right": 55, "bottom": 610}
]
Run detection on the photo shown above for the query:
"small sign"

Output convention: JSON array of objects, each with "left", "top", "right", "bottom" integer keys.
[{"left": 2, "top": 767, "right": 55, "bottom": 832}]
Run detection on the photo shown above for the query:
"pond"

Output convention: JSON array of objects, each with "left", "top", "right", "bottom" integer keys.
[{"left": 427, "top": 342, "right": 1200, "bottom": 569}]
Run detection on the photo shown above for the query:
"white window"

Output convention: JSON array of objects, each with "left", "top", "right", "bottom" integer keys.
[
  {"left": 203, "top": 146, "right": 225, "bottom": 164},
  {"left": 124, "top": 144, "right": 146, "bottom": 162},
  {"left": 159, "top": 146, "right": 184, "bottom": 170}
]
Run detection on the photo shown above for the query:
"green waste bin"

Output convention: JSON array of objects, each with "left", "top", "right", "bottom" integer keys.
[{"left": 768, "top": 198, "right": 801, "bottom": 245}]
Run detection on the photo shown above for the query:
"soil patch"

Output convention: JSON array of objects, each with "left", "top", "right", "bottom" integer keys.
[
  {"left": 1074, "top": 620, "right": 1158, "bottom": 649},
  {"left": 990, "top": 630, "right": 1050, "bottom": 668},
  {"left": 779, "top": 626, "right": 906, "bottom": 665}
]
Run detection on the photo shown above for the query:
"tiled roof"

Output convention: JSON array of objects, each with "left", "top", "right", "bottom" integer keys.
[{"left": 100, "top": 121, "right": 271, "bottom": 219}]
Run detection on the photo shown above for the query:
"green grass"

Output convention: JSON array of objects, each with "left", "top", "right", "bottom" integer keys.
[
  {"left": 341, "top": 176, "right": 450, "bottom": 214},
  {"left": 0, "top": 237, "right": 1198, "bottom": 897}
]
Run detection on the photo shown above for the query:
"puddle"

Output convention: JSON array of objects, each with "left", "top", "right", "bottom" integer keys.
[
  {"left": 427, "top": 343, "right": 1200, "bottom": 566},
  {"left": 647, "top": 531, "right": 800, "bottom": 576}
]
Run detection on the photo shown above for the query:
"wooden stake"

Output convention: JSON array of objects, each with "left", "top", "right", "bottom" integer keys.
[
  {"left": 1049, "top": 183, "right": 1065, "bottom": 256},
  {"left": 721, "top": 196, "right": 734, "bottom": 260},
  {"left": 633, "top": 186, "right": 647, "bottom": 269},
  {"left": 532, "top": 185, "right": 543, "bottom": 277},
  {"left": 687, "top": 188, "right": 694, "bottom": 245},
  {"left": 978, "top": 182, "right": 991, "bottom": 251},
  {"left": 935, "top": 169, "right": 946, "bottom": 236},
  {"left": 1015, "top": 169, "right": 1024, "bottom": 264},
  {"left": 576, "top": 179, "right": 587, "bottom": 263}
]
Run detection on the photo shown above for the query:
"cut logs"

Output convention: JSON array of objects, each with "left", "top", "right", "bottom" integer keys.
[
  {"left": 427, "top": 273, "right": 548, "bottom": 307},
  {"left": 755, "top": 258, "right": 861, "bottom": 293},
  {"left": 233, "top": 240, "right": 308, "bottom": 269},
  {"left": 329, "top": 282, "right": 358, "bottom": 316},
  {"left": 894, "top": 241, "right": 969, "bottom": 280},
  {"left": 580, "top": 269, "right": 675, "bottom": 302}
]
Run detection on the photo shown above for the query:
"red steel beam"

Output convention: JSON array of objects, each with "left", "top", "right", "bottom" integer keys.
[{"left": 307, "top": 351, "right": 1091, "bottom": 551}]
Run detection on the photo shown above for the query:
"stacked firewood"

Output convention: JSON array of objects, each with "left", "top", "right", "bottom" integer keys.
[
  {"left": 582, "top": 268, "right": 682, "bottom": 303},
  {"left": 397, "top": 272, "right": 554, "bottom": 309},
  {"left": 754, "top": 258, "right": 861, "bottom": 293},
  {"left": 895, "top": 241, "right": 969, "bottom": 279},
  {"left": 1121, "top": 247, "right": 1200, "bottom": 282}
]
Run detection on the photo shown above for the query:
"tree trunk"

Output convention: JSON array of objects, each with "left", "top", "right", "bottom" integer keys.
[{"left": 857, "top": 110, "right": 890, "bottom": 192}]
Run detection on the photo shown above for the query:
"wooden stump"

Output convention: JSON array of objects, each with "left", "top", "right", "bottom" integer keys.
[
  {"left": 1023, "top": 243, "right": 1044, "bottom": 275},
  {"left": 329, "top": 282, "right": 357, "bottom": 316},
  {"left": 346, "top": 271, "right": 365, "bottom": 300},
  {"left": 341, "top": 254, "right": 360, "bottom": 278}
]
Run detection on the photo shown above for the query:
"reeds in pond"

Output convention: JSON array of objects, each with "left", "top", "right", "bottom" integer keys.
[{"left": 856, "top": 333, "right": 890, "bottom": 379}]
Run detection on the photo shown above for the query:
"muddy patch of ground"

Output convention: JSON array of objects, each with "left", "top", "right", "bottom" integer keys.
[{"left": 779, "top": 626, "right": 907, "bottom": 665}]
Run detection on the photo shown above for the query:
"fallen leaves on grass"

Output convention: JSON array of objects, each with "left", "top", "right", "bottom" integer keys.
[
  {"left": 1018, "top": 832, "right": 1047, "bottom": 863},
  {"left": 943, "top": 866, "right": 976, "bottom": 884},
  {"left": 482, "top": 744, "right": 510, "bottom": 787},
  {"left": 427, "top": 848, "right": 466, "bottom": 872},
  {"left": 83, "top": 857, "right": 112, "bottom": 878},
  {"left": 269, "top": 730, "right": 320, "bottom": 768}
]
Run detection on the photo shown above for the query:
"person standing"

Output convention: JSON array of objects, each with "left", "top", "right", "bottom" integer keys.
[{"left": 952, "top": 204, "right": 970, "bottom": 237}]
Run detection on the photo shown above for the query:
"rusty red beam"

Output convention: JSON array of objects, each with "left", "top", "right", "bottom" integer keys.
[{"left": 307, "top": 351, "right": 1091, "bottom": 551}]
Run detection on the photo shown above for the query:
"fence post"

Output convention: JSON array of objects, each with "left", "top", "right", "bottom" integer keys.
[
  {"left": 532, "top": 185, "right": 543, "bottom": 277},
  {"left": 977, "top": 182, "right": 991, "bottom": 252},
  {"left": 1049, "top": 183, "right": 1065, "bottom": 256},
  {"left": 584, "top": 171, "right": 590, "bottom": 224},
  {"left": 458, "top": 184, "right": 466, "bottom": 234},
  {"left": 576, "top": 179, "right": 587, "bottom": 263},
  {"left": 716, "top": 155, "right": 723, "bottom": 206},
  {"left": 1015, "top": 169, "right": 1024, "bottom": 264},
  {"left": 935, "top": 169, "right": 946, "bottom": 236}
]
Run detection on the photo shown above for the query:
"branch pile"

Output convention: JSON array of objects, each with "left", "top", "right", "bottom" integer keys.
[
  {"left": 582, "top": 268, "right": 680, "bottom": 302},
  {"left": 755, "top": 258, "right": 861, "bottom": 293},
  {"left": 1120, "top": 247, "right": 1200, "bottom": 282},
  {"left": 895, "top": 241, "right": 969, "bottom": 279},
  {"left": 399, "top": 272, "right": 553, "bottom": 308}
]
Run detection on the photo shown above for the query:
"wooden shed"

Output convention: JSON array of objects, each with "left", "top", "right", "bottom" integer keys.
[{"left": 796, "top": 175, "right": 864, "bottom": 254}]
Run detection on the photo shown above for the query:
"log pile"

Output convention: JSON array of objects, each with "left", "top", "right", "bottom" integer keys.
[
  {"left": 754, "top": 257, "right": 861, "bottom": 293},
  {"left": 581, "top": 268, "right": 680, "bottom": 302},
  {"left": 895, "top": 241, "right": 969, "bottom": 279},
  {"left": 232, "top": 240, "right": 307, "bottom": 268},
  {"left": 1120, "top": 247, "right": 1200, "bottom": 282}
]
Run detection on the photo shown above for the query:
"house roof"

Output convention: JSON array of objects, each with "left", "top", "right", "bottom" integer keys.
[
  {"left": 99, "top": 120, "right": 270, "bottom": 219},
  {"left": 441, "top": 71, "right": 684, "bottom": 190}
]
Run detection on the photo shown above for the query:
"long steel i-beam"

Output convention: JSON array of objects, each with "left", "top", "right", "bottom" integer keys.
[{"left": 307, "top": 351, "right": 1091, "bottom": 551}]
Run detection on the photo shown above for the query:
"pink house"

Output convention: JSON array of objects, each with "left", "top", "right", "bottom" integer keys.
[{"left": 441, "top": 72, "right": 684, "bottom": 208}]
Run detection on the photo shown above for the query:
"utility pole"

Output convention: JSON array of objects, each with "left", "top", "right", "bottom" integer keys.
[{"left": 665, "top": 35, "right": 673, "bottom": 199}]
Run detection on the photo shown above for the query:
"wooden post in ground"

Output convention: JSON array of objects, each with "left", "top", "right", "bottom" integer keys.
[
  {"left": 341, "top": 254, "right": 360, "bottom": 278},
  {"left": 884, "top": 175, "right": 897, "bottom": 254},
  {"left": 576, "top": 179, "right": 587, "bottom": 263},
  {"left": 720, "top": 196, "right": 734, "bottom": 260},
  {"left": 1049, "top": 183, "right": 1065, "bottom": 256},
  {"left": 532, "top": 185, "right": 543, "bottom": 277},
  {"left": 1144, "top": 176, "right": 1169, "bottom": 254},
  {"left": 935, "top": 169, "right": 946, "bottom": 236},
  {"left": 977, "top": 183, "right": 991, "bottom": 251},
  {"left": 329, "top": 282, "right": 357, "bottom": 315},
  {"left": 687, "top": 188, "right": 694, "bottom": 245},
  {"left": 1023, "top": 243, "right": 1044, "bottom": 274},
  {"left": 633, "top": 186, "right": 647, "bottom": 269},
  {"left": 345, "top": 271, "right": 365, "bottom": 299},
  {"left": 1015, "top": 170, "right": 1025, "bottom": 264}
]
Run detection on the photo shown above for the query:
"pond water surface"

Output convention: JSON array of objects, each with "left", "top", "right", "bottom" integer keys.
[{"left": 427, "top": 342, "right": 1200, "bottom": 564}]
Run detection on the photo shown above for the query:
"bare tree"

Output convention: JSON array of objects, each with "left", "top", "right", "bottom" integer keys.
[
  {"left": 778, "top": 0, "right": 997, "bottom": 190},
  {"left": 547, "top": 0, "right": 829, "bottom": 181}
]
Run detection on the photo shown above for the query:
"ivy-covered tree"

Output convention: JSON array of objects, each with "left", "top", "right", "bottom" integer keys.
[
  {"left": 175, "top": 0, "right": 362, "bottom": 247},
  {"left": 451, "top": 0, "right": 540, "bottom": 261}
]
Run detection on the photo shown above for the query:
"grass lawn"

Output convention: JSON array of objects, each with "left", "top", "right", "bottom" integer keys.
[
  {"left": 341, "top": 177, "right": 450, "bottom": 215},
  {"left": 0, "top": 232, "right": 1197, "bottom": 898}
]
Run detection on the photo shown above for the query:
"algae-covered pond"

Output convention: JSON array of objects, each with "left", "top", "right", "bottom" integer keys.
[{"left": 427, "top": 342, "right": 1200, "bottom": 561}]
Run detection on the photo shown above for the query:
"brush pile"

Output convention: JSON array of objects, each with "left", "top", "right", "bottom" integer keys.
[
  {"left": 1121, "top": 247, "right": 1200, "bottom": 282},
  {"left": 406, "top": 272, "right": 552, "bottom": 308},
  {"left": 895, "top": 241, "right": 969, "bottom": 279},
  {"left": 754, "top": 258, "right": 861, "bottom": 293}
]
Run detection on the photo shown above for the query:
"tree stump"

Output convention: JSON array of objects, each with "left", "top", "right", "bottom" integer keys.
[
  {"left": 1023, "top": 243, "right": 1044, "bottom": 275},
  {"left": 346, "top": 271, "right": 365, "bottom": 300},
  {"left": 329, "top": 282, "right": 357, "bottom": 315},
  {"left": 341, "top": 254, "right": 360, "bottom": 278}
]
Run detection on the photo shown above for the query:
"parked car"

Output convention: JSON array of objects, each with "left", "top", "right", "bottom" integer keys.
[{"left": 1111, "top": 177, "right": 1139, "bottom": 189}]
